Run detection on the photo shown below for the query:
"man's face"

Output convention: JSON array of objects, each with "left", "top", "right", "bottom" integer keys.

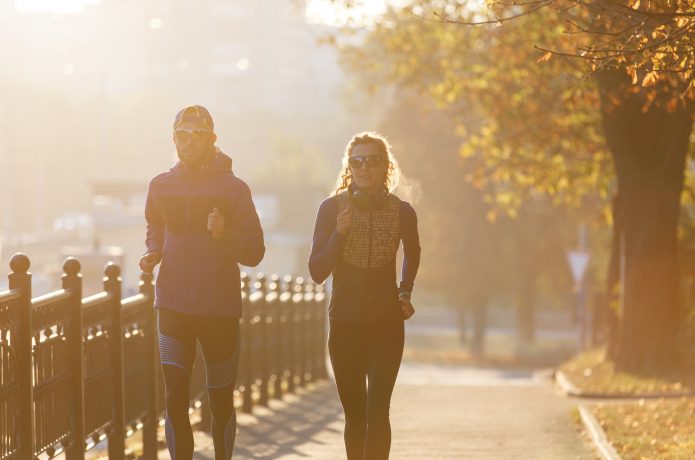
[{"left": 173, "top": 123, "right": 217, "bottom": 168}]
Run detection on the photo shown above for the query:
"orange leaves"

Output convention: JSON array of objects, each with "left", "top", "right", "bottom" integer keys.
[
  {"left": 665, "top": 97, "right": 679, "bottom": 112},
  {"left": 625, "top": 66, "right": 640, "bottom": 85},
  {"left": 641, "top": 71, "right": 658, "bottom": 87},
  {"left": 537, "top": 51, "right": 552, "bottom": 63},
  {"left": 337, "top": 0, "right": 613, "bottom": 217},
  {"left": 626, "top": 68, "right": 662, "bottom": 89}
]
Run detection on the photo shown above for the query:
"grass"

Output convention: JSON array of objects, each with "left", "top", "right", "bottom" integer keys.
[
  {"left": 558, "top": 347, "right": 695, "bottom": 396},
  {"left": 560, "top": 349, "right": 695, "bottom": 458},
  {"left": 592, "top": 398, "right": 695, "bottom": 459}
]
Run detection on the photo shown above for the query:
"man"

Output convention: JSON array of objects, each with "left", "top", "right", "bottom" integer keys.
[{"left": 139, "top": 105, "right": 264, "bottom": 459}]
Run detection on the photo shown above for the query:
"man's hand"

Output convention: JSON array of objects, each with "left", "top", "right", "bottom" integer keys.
[
  {"left": 336, "top": 206, "right": 353, "bottom": 236},
  {"left": 139, "top": 251, "right": 162, "bottom": 274},
  {"left": 400, "top": 297, "right": 415, "bottom": 320},
  {"left": 207, "top": 207, "right": 225, "bottom": 239}
]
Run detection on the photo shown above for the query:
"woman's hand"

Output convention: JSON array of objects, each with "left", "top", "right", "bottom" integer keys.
[
  {"left": 336, "top": 206, "right": 353, "bottom": 235},
  {"left": 400, "top": 298, "right": 415, "bottom": 320}
]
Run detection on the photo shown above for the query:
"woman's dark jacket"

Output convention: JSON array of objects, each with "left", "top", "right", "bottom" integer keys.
[{"left": 308, "top": 189, "right": 420, "bottom": 323}]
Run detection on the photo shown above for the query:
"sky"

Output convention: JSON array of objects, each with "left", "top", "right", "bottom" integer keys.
[
  {"left": 14, "top": 0, "right": 101, "bottom": 14},
  {"left": 0, "top": 0, "right": 387, "bottom": 287},
  {"left": 13, "top": 0, "right": 392, "bottom": 23}
]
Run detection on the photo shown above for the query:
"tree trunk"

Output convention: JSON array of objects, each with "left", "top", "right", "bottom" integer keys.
[
  {"left": 598, "top": 72, "right": 693, "bottom": 373},
  {"left": 470, "top": 290, "right": 488, "bottom": 356},
  {"left": 605, "top": 193, "right": 622, "bottom": 360},
  {"left": 517, "top": 272, "right": 535, "bottom": 344},
  {"left": 457, "top": 305, "right": 468, "bottom": 344}
]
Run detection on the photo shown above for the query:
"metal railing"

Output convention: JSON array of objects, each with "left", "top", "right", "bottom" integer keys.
[{"left": 0, "top": 253, "right": 327, "bottom": 460}]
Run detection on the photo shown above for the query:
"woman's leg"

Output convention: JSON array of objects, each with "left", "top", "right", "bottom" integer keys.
[
  {"left": 197, "top": 316, "right": 241, "bottom": 460},
  {"left": 329, "top": 319, "right": 368, "bottom": 460},
  {"left": 365, "top": 321, "right": 404, "bottom": 460},
  {"left": 158, "top": 309, "right": 197, "bottom": 460}
]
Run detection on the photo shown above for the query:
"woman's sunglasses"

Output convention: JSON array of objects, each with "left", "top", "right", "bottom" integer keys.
[
  {"left": 174, "top": 128, "right": 213, "bottom": 142},
  {"left": 348, "top": 155, "right": 386, "bottom": 169}
]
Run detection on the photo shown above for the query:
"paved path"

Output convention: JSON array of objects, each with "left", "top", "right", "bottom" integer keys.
[{"left": 186, "top": 363, "right": 597, "bottom": 460}]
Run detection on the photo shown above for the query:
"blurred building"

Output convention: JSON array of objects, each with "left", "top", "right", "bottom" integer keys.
[{"left": 0, "top": 0, "right": 355, "bottom": 236}]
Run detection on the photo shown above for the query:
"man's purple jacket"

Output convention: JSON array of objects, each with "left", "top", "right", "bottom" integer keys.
[{"left": 144, "top": 150, "right": 265, "bottom": 317}]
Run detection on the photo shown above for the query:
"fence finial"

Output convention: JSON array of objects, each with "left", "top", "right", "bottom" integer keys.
[
  {"left": 255, "top": 272, "right": 267, "bottom": 294},
  {"left": 270, "top": 274, "right": 280, "bottom": 294},
  {"left": 10, "top": 253, "right": 30, "bottom": 273},
  {"left": 104, "top": 262, "right": 121, "bottom": 279},
  {"left": 140, "top": 271, "right": 154, "bottom": 284},
  {"left": 63, "top": 257, "right": 81, "bottom": 276}
]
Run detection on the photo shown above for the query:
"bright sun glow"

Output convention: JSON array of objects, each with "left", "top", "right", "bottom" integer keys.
[
  {"left": 15, "top": 0, "right": 392, "bottom": 22},
  {"left": 305, "top": 0, "right": 392, "bottom": 26},
  {"left": 14, "top": 0, "right": 100, "bottom": 14}
]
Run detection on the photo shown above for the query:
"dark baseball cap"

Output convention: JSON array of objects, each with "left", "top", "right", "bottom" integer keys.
[{"left": 173, "top": 105, "right": 214, "bottom": 131}]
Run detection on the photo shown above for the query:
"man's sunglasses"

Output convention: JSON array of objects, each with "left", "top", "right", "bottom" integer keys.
[
  {"left": 173, "top": 128, "right": 213, "bottom": 142},
  {"left": 348, "top": 155, "right": 386, "bottom": 169}
]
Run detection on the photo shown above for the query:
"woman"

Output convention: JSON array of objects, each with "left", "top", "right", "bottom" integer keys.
[{"left": 309, "top": 132, "right": 421, "bottom": 460}]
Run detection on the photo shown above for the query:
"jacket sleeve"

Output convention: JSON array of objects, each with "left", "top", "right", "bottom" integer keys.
[
  {"left": 218, "top": 180, "right": 265, "bottom": 267},
  {"left": 144, "top": 180, "right": 164, "bottom": 255},
  {"left": 308, "top": 197, "right": 344, "bottom": 284},
  {"left": 399, "top": 201, "right": 421, "bottom": 294}
]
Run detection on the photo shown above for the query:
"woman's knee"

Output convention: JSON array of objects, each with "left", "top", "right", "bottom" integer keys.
[
  {"left": 344, "top": 404, "right": 367, "bottom": 427},
  {"left": 367, "top": 402, "right": 391, "bottom": 425}
]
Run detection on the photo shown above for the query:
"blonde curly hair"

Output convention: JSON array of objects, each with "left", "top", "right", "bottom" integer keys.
[{"left": 333, "top": 131, "right": 400, "bottom": 196}]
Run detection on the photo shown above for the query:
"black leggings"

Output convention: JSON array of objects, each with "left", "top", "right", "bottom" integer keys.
[
  {"left": 328, "top": 319, "right": 405, "bottom": 460},
  {"left": 157, "top": 308, "right": 241, "bottom": 460}
]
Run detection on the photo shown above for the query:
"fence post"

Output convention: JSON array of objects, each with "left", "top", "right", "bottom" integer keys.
[
  {"left": 284, "top": 275, "right": 296, "bottom": 394},
  {"left": 140, "top": 271, "right": 159, "bottom": 459},
  {"left": 9, "top": 253, "right": 33, "bottom": 459},
  {"left": 294, "top": 277, "right": 307, "bottom": 388},
  {"left": 104, "top": 263, "right": 126, "bottom": 460},
  {"left": 241, "top": 272, "right": 253, "bottom": 413},
  {"left": 63, "top": 257, "right": 85, "bottom": 460},
  {"left": 256, "top": 273, "right": 269, "bottom": 407},
  {"left": 198, "top": 272, "right": 212, "bottom": 430},
  {"left": 303, "top": 282, "right": 315, "bottom": 384},
  {"left": 268, "top": 275, "right": 283, "bottom": 400},
  {"left": 315, "top": 283, "right": 328, "bottom": 379}
]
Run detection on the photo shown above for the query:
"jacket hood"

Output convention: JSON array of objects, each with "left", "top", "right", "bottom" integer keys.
[{"left": 171, "top": 147, "right": 233, "bottom": 175}]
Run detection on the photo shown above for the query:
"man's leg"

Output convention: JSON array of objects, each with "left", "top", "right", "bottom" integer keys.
[
  {"left": 365, "top": 321, "right": 404, "bottom": 460},
  {"left": 329, "top": 319, "right": 368, "bottom": 460},
  {"left": 158, "top": 309, "right": 197, "bottom": 460},
  {"left": 198, "top": 316, "right": 241, "bottom": 460}
]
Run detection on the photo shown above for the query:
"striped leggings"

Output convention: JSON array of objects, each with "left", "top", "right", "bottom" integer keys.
[{"left": 157, "top": 308, "right": 241, "bottom": 460}]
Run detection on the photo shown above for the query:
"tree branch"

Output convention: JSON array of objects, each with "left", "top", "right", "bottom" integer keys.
[{"left": 429, "top": 1, "right": 554, "bottom": 26}]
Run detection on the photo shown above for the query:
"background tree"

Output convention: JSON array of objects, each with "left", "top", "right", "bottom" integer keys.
[
  {"left": 343, "top": 81, "right": 577, "bottom": 354},
  {"left": 332, "top": 0, "right": 694, "bottom": 372}
]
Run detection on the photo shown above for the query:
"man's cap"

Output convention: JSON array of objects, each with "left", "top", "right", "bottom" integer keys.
[{"left": 173, "top": 105, "right": 214, "bottom": 131}]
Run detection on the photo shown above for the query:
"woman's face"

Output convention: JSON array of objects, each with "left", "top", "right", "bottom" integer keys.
[{"left": 348, "top": 143, "right": 388, "bottom": 192}]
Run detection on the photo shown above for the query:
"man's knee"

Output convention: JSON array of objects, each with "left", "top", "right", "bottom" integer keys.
[
  {"left": 205, "top": 353, "right": 239, "bottom": 389},
  {"left": 208, "top": 384, "right": 235, "bottom": 420},
  {"left": 162, "top": 365, "right": 190, "bottom": 409}
]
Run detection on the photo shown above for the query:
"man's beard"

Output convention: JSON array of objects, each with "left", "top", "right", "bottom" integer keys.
[{"left": 178, "top": 148, "right": 213, "bottom": 169}]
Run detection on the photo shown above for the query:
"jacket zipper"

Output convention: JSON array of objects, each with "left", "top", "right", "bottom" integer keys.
[
  {"left": 185, "top": 178, "right": 192, "bottom": 308},
  {"left": 366, "top": 208, "right": 373, "bottom": 321}
]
